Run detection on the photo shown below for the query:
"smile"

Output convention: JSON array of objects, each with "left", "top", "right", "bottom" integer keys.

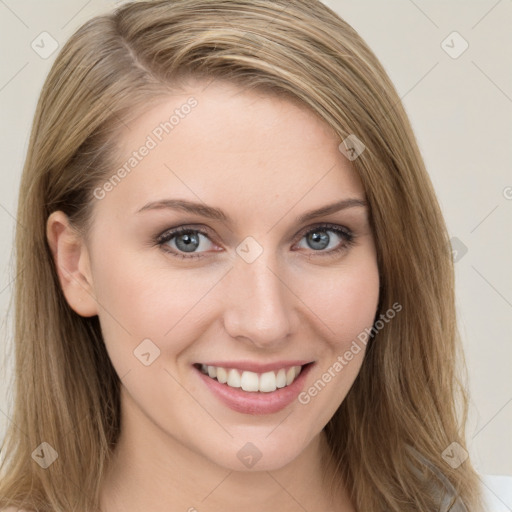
[
  {"left": 193, "top": 361, "right": 314, "bottom": 415},
  {"left": 197, "top": 363, "right": 303, "bottom": 393}
]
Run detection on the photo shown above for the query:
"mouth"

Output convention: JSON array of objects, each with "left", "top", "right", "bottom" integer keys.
[
  {"left": 193, "top": 361, "right": 315, "bottom": 415},
  {"left": 193, "top": 362, "right": 310, "bottom": 393}
]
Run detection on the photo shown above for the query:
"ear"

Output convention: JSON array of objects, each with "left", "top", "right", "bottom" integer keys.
[{"left": 46, "top": 211, "right": 98, "bottom": 317}]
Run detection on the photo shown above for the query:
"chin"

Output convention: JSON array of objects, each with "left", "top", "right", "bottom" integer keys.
[{"left": 198, "top": 426, "right": 317, "bottom": 473}]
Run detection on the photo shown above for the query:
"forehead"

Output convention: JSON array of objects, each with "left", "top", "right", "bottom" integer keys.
[
  {"left": 119, "top": 79, "right": 340, "bottom": 152},
  {"left": 94, "top": 79, "right": 365, "bottom": 225}
]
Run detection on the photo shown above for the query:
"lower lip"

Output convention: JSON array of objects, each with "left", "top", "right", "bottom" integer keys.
[{"left": 195, "top": 364, "right": 314, "bottom": 415}]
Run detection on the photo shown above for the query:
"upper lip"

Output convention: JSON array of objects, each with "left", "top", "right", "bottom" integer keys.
[{"left": 195, "top": 360, "right": 313, "bottom": 373}]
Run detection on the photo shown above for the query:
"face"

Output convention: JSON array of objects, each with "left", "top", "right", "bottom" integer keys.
[{"left": 62, "top": 79, "right": 379, "bottom": 471}]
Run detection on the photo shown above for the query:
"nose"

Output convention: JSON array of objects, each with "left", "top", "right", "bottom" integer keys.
[{"left": 222, "top": 251, "right": 293, "bottom": 349}]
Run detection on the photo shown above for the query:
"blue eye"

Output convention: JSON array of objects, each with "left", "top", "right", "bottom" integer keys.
[
  {"left": 296, "top": 225, "right": 355, "bottom": 255},
  {"left": 156, "top": 223, "right": 355, "bottom": 260},
  {"left": 157, "top": 226, "right": 214, "bottom": 259}
]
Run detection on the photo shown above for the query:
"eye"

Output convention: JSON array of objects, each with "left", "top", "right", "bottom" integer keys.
[
  {"left": 156, "top": 226, "right": 217, "bottom": 259},
  {"left": 294, "top": 223, "right": 355, "bottom": 257},
  {"left": 155, "top": 223, "right": 355, "bottom": 260}
]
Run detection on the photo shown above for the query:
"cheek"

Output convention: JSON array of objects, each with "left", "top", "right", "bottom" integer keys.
[
  {"left": 90, "top": 247, "right": 223, "bottom": 359},
  {"left": 294, "top": 256, "right": 380, "bottom": 348},
  {"left": 294, "top": 260, "right": 379, "bottom": 428}
]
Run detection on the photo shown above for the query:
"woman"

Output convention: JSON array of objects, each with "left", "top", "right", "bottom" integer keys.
[{"left": 0, "top": 0, "right": 485, "bottom": 510}]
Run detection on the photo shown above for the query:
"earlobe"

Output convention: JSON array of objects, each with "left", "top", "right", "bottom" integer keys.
[{"left": 46, "top": 211, "right": 98, "bottom": 317}]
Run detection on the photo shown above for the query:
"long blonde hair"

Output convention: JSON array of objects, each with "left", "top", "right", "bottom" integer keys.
[{"left": 0, "top": 1, "right": 485, "bottom": 510}]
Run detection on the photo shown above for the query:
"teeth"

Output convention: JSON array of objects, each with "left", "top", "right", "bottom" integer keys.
[
  {"left": 227, "top": 369, "right": 241, "bottom": 388},
  {"left": 286, "top": 367, "right": 296, "bottom": 385},
  {"left": 198, "top": 364, "right": 303, "bottom": 393},
  {"left": 240, "top": 371, "right": 259, "bottom": 392},
  {"left": 259, "top": 371, "right": 277, "bottom": 393},
  {"left": 216, "top": 367, "right": 227, "bottom": 384},
  {"left": 276, "top": 368, "right": 287, "bottom": 388}
]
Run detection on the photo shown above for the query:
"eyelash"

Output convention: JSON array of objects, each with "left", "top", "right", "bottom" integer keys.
[{"left": 155, "top": 223, "right": 356, "bottom": 260}]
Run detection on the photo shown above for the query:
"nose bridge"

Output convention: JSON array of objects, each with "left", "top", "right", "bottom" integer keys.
[{"left": 222, "top": 246, "right": 293, "bottom": 346}]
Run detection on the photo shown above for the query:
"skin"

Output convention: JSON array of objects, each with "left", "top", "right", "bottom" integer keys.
[{"left": 47, "top": 79, "right": 380, "bottom": 512}]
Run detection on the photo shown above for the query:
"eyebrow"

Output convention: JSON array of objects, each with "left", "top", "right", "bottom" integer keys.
[{"left": 136, "top": 197, "right": 367, "bottom": 224}]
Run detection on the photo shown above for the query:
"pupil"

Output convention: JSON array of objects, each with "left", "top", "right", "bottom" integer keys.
[
  {"left": 308, "top": 230, "right": 329, "bottom": 250},
  {"left": 177, "top": 232, "right": 199, "bottom": 252}
]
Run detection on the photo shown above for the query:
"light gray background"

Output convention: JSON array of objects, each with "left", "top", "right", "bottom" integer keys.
[{"left": 1, "top": 0, "right": 511, "bottom": 506}]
